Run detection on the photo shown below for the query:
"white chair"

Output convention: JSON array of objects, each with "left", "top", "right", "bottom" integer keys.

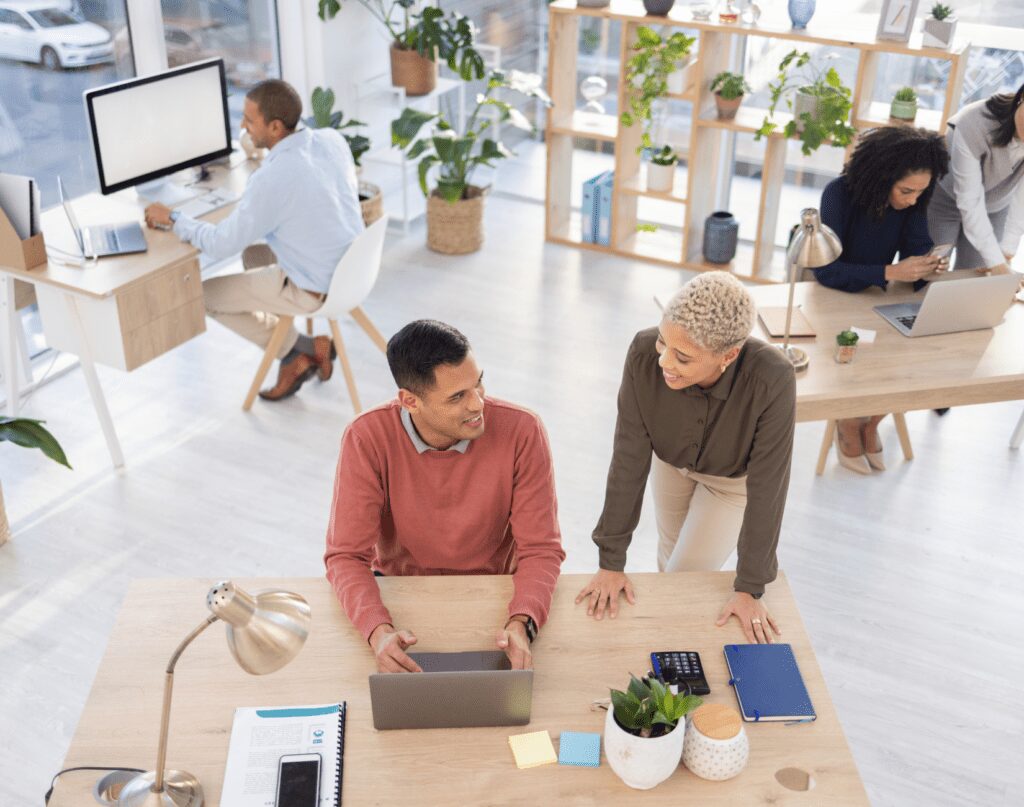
[
  {"left": 243, "top": 216, "right": 389, "bottom": 413},
  {"left": 1011, "top": 407, "right": 1024, "bottom": 449}
]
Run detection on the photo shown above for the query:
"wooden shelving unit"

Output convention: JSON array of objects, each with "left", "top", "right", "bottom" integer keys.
[{"left": 544, "top": 0, "right": 970, "bottom": 283}]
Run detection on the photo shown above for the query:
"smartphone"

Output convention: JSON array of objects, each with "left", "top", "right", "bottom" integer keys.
[
  {"left": 275, "top": 753, "right": 321, "bottom": 807},
  {"left": 929, "top": 243, "right": 954, "bottom": 261}
]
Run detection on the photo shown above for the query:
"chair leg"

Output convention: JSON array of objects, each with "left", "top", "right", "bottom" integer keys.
[
  {"left": 329, "top": 319, "right": 362, "bottom": 414},
  {"left": 243, "top": 317, "right": 294, "bottom": 411},
  {"left": 816, "top": 420, "right": 836, "bottom": 476},
  {"left": 350, "top": 306, "right": 387, "bottom": 353},
  {"left": 306, "top": 318, "right": 314, "bottom": 336},
  {"left": 893, "top": 412, "right": 914, "bottom": 461},
  {"left": 1012, "top": 407, "right": 1024, "bottom": 450}
]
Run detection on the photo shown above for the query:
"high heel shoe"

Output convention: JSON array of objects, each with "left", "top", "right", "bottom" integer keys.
[
  {"left": 834, "top": 431, "right": 871, "bottom": 475},
  {"left": 864, "top": 446, "right": 885, "bottom": 471}
]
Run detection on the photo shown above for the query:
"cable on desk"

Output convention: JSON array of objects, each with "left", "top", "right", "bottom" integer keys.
[{"left": 44, "top": 766, "right": 144, "bottom": 805}]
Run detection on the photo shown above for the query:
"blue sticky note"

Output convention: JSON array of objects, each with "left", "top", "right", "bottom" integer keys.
[{"left": 558, "top": 731, "right": 601, "bottom": 767}]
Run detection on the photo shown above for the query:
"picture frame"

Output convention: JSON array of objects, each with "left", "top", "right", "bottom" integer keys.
[{"left": 876, "top": 0, "right": 919, "bottom": 42}]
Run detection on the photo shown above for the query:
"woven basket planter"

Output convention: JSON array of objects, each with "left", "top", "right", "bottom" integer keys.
[
  {"left": 359, "top": 182, "right": 384, "bottom": 227},
  {"left": 427, "top": 186, "right": 486, "bottom": 255},
  {"left": 0, "top": 481, "right": 10, "bottom": 545},
  {"left": 390, "top": 44, "right": 437, "bottom": 97}
]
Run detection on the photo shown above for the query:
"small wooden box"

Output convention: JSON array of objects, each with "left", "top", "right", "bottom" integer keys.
[{"left": 0, "top": 206, "right": 46, "bottom": 271}]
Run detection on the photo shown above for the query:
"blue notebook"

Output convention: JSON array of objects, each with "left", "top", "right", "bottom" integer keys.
[{"left": 724, "top": 644, "right": 816, "bottom": 723}]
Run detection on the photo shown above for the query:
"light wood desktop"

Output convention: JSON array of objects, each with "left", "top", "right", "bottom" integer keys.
[
  {"left": 0, "top": 159, "right": 255, "bottom": 467},
  {"left": 49, "top": 573, "right": 868, "bottom": 806}
]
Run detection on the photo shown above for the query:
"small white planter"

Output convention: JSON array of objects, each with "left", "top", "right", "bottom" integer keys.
[
  {"left": 646, "top": 161, "right": 676, "bottom": 194},
  {"left": 604, "top": 707, "right": 685, "bottom": 790},
  {"left": 922, "top": 17, "right": 957, "bottom": 49},
  {"left": 682, "top": 711, "right": 749, "bottom": 781}
]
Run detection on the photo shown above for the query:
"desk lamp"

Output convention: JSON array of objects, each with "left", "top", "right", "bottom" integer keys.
[
  {"left": 117, "top": 581, "right": 311, "bottom": 807},
  {"left": 781, "top": 208, "right": 842, "bottom": 371}
]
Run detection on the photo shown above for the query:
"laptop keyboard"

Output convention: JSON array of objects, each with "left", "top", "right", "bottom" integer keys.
[{"left": 896, "top": 315, "right": 917, "bottom": 330}]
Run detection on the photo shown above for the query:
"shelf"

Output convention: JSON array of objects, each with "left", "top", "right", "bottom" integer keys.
[
  {"left": 549, "top": 110, "right": 618, "bottom": 141},
  {"left": 621, "top": 174, "right": 687, "bottom": 204},
  {"left": 621, "top": 226, "right": 684, "bottom": 265},
  {"left": 548, "top": 211, "right": 614, "bottom": 254},
  {"left": 696, "top": 106, "right": 781, "bottom": 135},
  {"left": 854, "top": 102, "right": 945, "bottom": 132}
]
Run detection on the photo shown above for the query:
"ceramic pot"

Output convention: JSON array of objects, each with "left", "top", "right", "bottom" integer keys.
[
  {"left": 715, "top": 93, "right": 743, "bottom": 120},
  {"left": 703, "top": 211, "right": 739, "bottom": 264},
  {"left": 647, "top": 161, "right": 676, "bottom": 193},
  {"left": 889, "top": 99, "right": 917, "bottom": 122},
  {"left": 643, "top": 0, "right": 676, "bottom": 15},
  {"left": 604, "top": 707, "right": 685, "bottom": 790},
  {"left": 788, "top": 0, "right": 816, "bottom": 28},
  {"left": 682, "top": 704, "right": 749, "bottom": 781},
  {"left": 922, "top": 17, "right": 957, "bottom": 49}
]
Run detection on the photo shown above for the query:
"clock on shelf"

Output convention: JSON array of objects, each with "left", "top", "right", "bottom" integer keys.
[{"left": 876, "top": 0, "right": 919, "bottom": 42}]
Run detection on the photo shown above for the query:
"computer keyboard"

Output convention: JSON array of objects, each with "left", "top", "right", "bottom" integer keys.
[
  {"left": 175, "top": 189, "right": 239, "bottom": 219},
  {"left": 896, "top": 315, "right": 917, "bottom": 330}
]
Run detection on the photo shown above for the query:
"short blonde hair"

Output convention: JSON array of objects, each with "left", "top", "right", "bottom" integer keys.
[{"left": 664, "top": 272, "right": 755, "bottom": 354}]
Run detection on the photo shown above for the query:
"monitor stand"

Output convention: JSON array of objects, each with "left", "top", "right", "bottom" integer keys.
[{"left": 135, "top": 177, "right": 203, "bottom": 207}]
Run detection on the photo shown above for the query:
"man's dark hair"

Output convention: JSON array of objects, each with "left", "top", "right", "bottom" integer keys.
[
  {"left": 983, "top": 82, "right": 1024, "bottom": 148},
  {"left": 387, "top": 320, "right": 471, "bottom": 394},
  {"left": 246, "top": 79, "right": 302, "bottom": 131},
  {"left": 841, "top": 126, "right": 950, "bottom": 219}
]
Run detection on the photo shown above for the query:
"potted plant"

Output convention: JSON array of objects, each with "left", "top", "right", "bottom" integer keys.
[
  {"left": 392, "top": 69, "right": 551, "bottom": 254},
  {"left": 889, "top": 86, "right": 918, "bottom": 123},
  {"left": 1, "top": 417, "right": 70, "bottom": 545},
  {"left": 305, "top": 86, "right": 383, "bottom": 226},
  {"left": 317, "top": 1, "right": 485, "bottom": 96},
  {"left": 605, "top": 674, "right": 702, "bottom": 790},
  {"left": 755, "top": 50, "right": 856, "bottom": 156},
  {"left": 922, "top": 4, "right": 957, "bottom": 49},
  {"left": 835, "top": 329, "right": 859, "bottom": 363},
  {"left": 710, "top": 71, "right": 751, "bottom": 121},
  {"left": 621, "top": 26, "right": 695, "bottom": 155},
  {"left": 646, "top": 145, "right": 677, "bottom": 193}
]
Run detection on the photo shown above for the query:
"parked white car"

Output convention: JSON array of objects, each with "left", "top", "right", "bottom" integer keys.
[{"left": 0, "top": 2, "right": 113, "bottom": 70}]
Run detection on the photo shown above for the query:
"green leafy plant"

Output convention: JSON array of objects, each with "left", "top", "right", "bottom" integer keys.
[
  {"left": 649, "top": 145, "right": 678, "bottom": 166},
  {"left": 620, "top": 26, "right": 696, "bottom": 153},
  {"left": 930, "top": 3, "right": 953, "bottom": 21},
  {"left": 836, "top": 329, "right": 860, "bottom": 346},
  {"left": 755, "top": 50, "right": 856, "bottom": 156},
  {"left": 317, "top": 1, "right": 485, "bottom": 81},
  {"left": 0, "top": 417, "right": 71, "bottom": 468},
  {"left": 710, "top": 71, "right": 751, "bottom": 100},
  {"left": 610, "top": 674, "right": 702, "bottom": 738},
  {"left": 893, "top": 86, "right": 918, "bottom": 103},
  {"left": 305, "top": 87, "right": 370, "bottom": 166},
  {"left": 392, "top": 69, "right": 552, "bottom": 202}
]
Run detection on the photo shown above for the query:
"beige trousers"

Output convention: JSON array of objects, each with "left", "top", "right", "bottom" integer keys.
[
  {"left": 651, "top": 454, "right": 747, "bottom": 573},
  {"left": 202, "top": 245, "right": 323, "bottom": 359}
]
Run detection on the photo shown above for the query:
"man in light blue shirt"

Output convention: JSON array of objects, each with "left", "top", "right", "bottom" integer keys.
[{"left": 144, "top": 79, "right": 364, "bottom": 401}]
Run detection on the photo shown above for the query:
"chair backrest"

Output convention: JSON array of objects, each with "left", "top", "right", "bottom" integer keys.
[{"left": 313, "top": 215, "right": 389, "bottom": 318}]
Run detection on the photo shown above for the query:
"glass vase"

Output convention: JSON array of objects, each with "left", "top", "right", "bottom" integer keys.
[{"left": 788, "top": 0, "right": 816, "bottom": 28}]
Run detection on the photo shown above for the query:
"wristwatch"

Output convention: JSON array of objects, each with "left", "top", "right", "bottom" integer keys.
[
  {"left": 506, "top": 615, "right": 538, "bottom": 644},
  {"left": 750, "top": 592, "right": 764, "bottom": 600},
  {"left": 169, "top": 210, "right": 180, "bottom": 224}
]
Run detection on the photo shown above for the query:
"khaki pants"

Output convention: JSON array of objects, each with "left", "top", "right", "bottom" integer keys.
[
  {"left": 202, "top": 245, "right": 323, "bottom": 359},
  {"left": 651, "top": 454, "right": 747, "bottom": 573}
]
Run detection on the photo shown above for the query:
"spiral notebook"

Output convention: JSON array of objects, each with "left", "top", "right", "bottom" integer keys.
[
  {"left": 724, "top": 644, "right": 816, "bottom": 723},
  {"left": 221, "top": 702, "right": 347, "bottom": 806}
]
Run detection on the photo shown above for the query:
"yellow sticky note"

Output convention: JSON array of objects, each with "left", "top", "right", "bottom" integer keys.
[{"left": 508, "top": 730, "right": 558, "bottom": 769}]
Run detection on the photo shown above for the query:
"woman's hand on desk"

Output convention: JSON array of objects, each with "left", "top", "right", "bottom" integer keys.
[
  {"left": 575, "top": 570, "right": 637, "bottom": 620},
  {"left": 884, "top": 255, "right": 943, "bottom": 282},
  {"left": 716, "top": 592, "right": 781, "bottom": 644},
  {"left": 369, "top": 623, "right": 423, "bottom": 673}
]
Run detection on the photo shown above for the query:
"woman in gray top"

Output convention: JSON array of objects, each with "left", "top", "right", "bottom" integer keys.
[
  {"left": 576, "top": 272, "right": 796, "bottom": 644},
  {"left": 928, "top": 84, "right": 1024, "bottom": 272}
]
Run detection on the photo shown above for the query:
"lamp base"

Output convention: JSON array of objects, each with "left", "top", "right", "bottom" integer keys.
[
  {"left": 778, "top": 344, "right": 810, "bottom": 372},
  {"left": 116, "top": 771, "right": 203, "bottom": 807}
]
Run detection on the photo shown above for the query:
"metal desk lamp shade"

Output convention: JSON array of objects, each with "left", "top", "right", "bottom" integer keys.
[
  {"left": 117, "top": 581, "right": 311, "bottom": 807},
  {"left": 781, "top": 208, "right": 842, "bottom": 370}
]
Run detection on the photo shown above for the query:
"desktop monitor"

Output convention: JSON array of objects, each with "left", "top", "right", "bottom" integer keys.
[{"left": 84, "top": 58, "right": 232, "bottom": 200}]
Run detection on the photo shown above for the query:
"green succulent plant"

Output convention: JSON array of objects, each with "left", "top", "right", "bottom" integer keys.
[
  {"left": 649, "top": 145, "right": 678, "bottom": 166},
  {"left": 710, "top": 71, "right": 751, "bottom": 101},
  {"left": 836, "top": 330, "right": 860, "bottom": 346},
  {"left": 930, "top": 4, "right": 953, "bottom": 21},
  {"left": 610, "top": 674, "right": 702, "bottom": 738},
  {"left": 893, "top": 86, "right": 918, "bottom": 103}
]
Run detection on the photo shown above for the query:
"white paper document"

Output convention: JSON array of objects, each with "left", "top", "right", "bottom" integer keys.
[
  {"left": 0, "top": 173, "right": 33, "bottom": 240},
  {"left": 220, "top": 702, "right": 345, "bottom": 807}
]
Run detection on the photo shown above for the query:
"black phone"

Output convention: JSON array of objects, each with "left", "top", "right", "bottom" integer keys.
[
  {"left": 651, "top": 651, "right": 710, "bottom": 696},
  {"left": 275, "top": 753, "right": 321, "bottom": 807}
]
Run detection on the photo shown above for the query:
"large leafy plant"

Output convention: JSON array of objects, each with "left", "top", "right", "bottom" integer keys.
[
  {"left": 391, "top": 69, "right": 551, "bottom": 202},
  {"left": 755, "top": 50, "right": 856, "bottom": 156},
  {"left": 0, "top": 417, "right": 71, "bottom": 468},
  {"left": 610, "top": 674, "right": 702, "bottom": 738},
  {"left": 317, "top": 1, "right": 485, "bottom": 81},
  {"left": 305, "top": 87, "right": 370, "bottom": 166},
  {"left": 620, "top": 26, "right": 696, "bottom": 153}
]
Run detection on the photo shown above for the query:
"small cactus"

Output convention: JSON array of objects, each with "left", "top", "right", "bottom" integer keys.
[{"left": 930, "top": 4, "right": 953, "bottom": 21}]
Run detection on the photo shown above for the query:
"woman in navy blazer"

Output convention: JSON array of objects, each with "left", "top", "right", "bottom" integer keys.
[{"left": 815, "top": 126, "right": 949, "bottom": 473}]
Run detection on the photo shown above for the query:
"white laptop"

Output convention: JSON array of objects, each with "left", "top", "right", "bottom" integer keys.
[
  {"left": 57, "top": 176, "right": 147, "bottom": 259},
  {"left": 874, "top": 274, "right": 1019, "bottom": 337}
]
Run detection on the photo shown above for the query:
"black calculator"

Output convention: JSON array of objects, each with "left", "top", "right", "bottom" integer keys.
[{"left": 651, "top": 651, "right": 710, "bottom": 696}]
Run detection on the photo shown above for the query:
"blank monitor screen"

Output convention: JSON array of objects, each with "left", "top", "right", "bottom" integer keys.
[{"left": 84, "top": 59, "right": 232, "bottom": 194}]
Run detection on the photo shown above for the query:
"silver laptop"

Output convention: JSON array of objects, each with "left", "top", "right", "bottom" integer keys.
[
  {"left": 874, "top": 274, "right": 1019, "bottom": 337},
  {"left": 368, "top": 651, "right": 533, "bottom": 730},
  {"left": 58, "top": 176, "right": 147, "bottom": 258}
]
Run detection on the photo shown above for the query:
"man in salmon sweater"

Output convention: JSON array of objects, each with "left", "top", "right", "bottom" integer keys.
[{"left": 324, "top": 320, "right": 565, "bottom": 673}]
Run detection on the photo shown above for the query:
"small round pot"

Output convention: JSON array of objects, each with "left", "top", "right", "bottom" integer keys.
[
  {"left": 682, "top": 704, "right": 749, "bottom": 781},
  {"left": 703, "top": 211, "right": 739, "bottom": 264},
  {"left": 643, "top": 0, "right": 676, "bottom": 15},
  {"left": 604, "top": 707, "right": 685, "bottom": 790},
  {"left": 889, "top": 99, "right": 917, "bottom": 122},
  {"left": 426, "top": 185, "right": 486, "bottom": 254},
  {"left": 646, "top": 160, "right": 676, "bottom": 194},
  {"left": 835, "top": 343, "right": 857, "bottom": 364},
  {"left": 715, "top": 93, "right": 743, "bottom": 120},
  {"left": 390, "top": 44, "right": 437, "bottom": 97}
]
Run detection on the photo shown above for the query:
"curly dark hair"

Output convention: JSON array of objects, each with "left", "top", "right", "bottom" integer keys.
[{"left": 840, "top": 126, "right": 950, "bottom": 219}]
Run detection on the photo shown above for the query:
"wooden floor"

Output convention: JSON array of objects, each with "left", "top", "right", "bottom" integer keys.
[{"left": 1, "top": 194, "right": 1021, "bottom": 806}]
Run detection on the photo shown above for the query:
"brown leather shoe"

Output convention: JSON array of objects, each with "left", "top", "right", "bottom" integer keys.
[
  {"left": 313, "top": 335, "right": 336, "bottom": 382},
  {"left": 259, "top": 354, "right": 317, "bottom": 401}
]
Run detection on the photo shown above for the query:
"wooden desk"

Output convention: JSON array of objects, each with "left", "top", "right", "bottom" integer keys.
[
  {"left": 0, "top": 160, "right": 254, "bottom": 467},
  {"left": 50, "top": 573, "right": 868, "bottom": 806}
]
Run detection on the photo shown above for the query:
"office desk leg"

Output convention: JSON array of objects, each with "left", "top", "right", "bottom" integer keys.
[
  {"left": 893, "top": 413, "right": 914, "bottom": 461},
  {"left": 816, "top": 420, "right": 836, "bottom": 476},
  {"left": 65, "top": 292, "right": 125, "bottom": 469},
  {"left": 1011, "top": 407, "right": 1024, "bottom": 450},
  {"left": 2, "top": 276, "right": 20, "bottom": 416}
]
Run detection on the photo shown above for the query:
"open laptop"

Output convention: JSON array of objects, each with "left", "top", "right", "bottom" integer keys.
[
  {"left": 368, "top": 650, "right": 533, "bottom": 730},
  {"left": 874, "top": 273, "right": 1019, "bottom": 337},
  {"left": 58, "top": 176, "right": 147, "bottom": 258}
]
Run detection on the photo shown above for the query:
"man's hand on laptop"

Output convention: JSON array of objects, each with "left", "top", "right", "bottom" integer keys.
[
  {"left": 496, "top": 617, "right": 532, "bottom": 670},
  {"left": 144, "top": 203, "right": 174, "bottom": 229},
  {"left": 369, "top": 623, "right": 422, "bottom": 673}
]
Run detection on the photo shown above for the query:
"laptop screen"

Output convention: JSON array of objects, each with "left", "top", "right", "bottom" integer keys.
[{"left": 57, "top": 176, "right": 86, "bottom": 256}]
